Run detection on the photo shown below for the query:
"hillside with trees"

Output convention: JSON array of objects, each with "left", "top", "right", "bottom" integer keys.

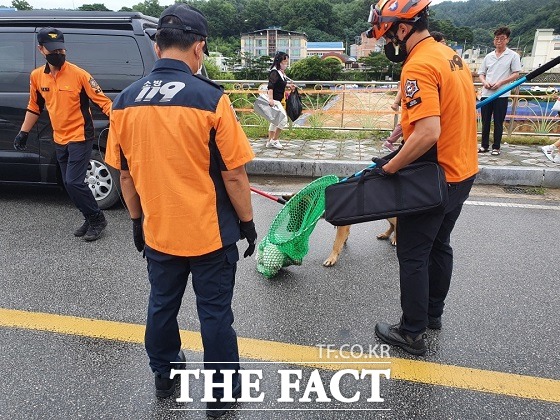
[
  {"left": 431, "top": 0, "right": 560, "bottom": 54},
  {"left": 4, "top": 0, "right": 558, "bottom": 60}
]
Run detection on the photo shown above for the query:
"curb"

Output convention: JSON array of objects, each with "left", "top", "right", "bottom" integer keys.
[{"left": 246, "top": 158, "right": 560, "bottom": 188}]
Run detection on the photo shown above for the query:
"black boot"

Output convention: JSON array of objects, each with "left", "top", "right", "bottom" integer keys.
[
  {"left": 74, "top": 219, "right": 89, "bottom": 237},
  {"left": 154, "top": 351, "right": 186, "bottom": 398},
  {"left": 375, "top": 322, "right": 427, "bottom": 355},
  {"left": 83, "top": 211, "right": 108, "bottom": 241}
]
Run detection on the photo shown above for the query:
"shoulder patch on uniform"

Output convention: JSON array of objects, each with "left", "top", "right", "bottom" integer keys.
[
  {"left": 404, "top": 79, "right": 420, "bottom": 99},
  {"left": 89, "top": 77, "right": 102, "bottom": 93},
  {"left": 193, "top": 74, "right": 224, "bottom": 91}
]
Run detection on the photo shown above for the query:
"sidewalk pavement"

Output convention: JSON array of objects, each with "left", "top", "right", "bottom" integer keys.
[{"left": 246, "top": 138, "right": 560, "bottom": 188}]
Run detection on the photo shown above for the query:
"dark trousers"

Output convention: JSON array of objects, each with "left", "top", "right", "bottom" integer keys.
[
  {"left": 396, "top": 176, "right": 475, "bottom": 336},
  {"left": 144, "top": 244, "right": 240, "bottom": 392},
  {"left": 54, "top": 140, "right": 100, "bottom": 217},
  {"left": 480, "top": 97, "right": 508, "bottom": 150}
]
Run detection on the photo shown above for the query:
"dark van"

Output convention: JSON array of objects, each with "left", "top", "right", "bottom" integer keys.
[{"left": 0, "top": 11, "right": 158, "bottom": 208}]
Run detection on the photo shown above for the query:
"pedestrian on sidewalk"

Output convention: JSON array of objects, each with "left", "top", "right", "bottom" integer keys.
[
  {"left": 383, "top": 87, "right": 403, "bottom": 152},
  {"left": 13, "top": 27, "right": 111, "bottom": 241},
  {"left": 367, "top": 0, "right": 478, "bottom": 355},
  {"left": 105, "top": 4, "right": 256, "bottom": 417},
  {"left": 541, "top": 138, "right": 560, "bottom": 163},
  {"left": 265, "top": 51, "right": 295, "bottom": 150},
  {"left": 477, "top": 27, "right": 522, "bottom": 156}
]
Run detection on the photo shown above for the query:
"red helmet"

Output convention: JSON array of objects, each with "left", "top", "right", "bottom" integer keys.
[{"left": 368, "top": 0, "right": 432, "bottom": 40}]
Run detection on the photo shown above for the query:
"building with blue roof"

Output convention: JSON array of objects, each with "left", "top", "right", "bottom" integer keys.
[{"left": 307, "top": 41, "right": 345, "bottom": 57}]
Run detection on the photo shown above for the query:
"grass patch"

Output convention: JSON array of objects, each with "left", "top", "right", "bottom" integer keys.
[
  {"left": 243, "top": 126, "right": 556, "bottom": 145},
  {"left": 527, "top": 187, "right": 546, "bottom": 195},
  {"left": 243, "top": 126, "right": 382, "bottom": 141},
  {"left": 243, "top": 125, "right": 269, "bottom": 139},
  {"left": 502, "top": 135, "right": 553, "bottom": 146}
]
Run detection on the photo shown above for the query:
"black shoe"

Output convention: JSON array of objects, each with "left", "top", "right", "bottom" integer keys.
[
  {"left": 74, "top": 219, "right": 89, "bottom": 237},
  {"left": 154, "top": 350, "right": 186, "bottom": 398},
  {"left": 83, "top": 211, "right": 108, "bottom": 241},
  {"left": 428, "top": 315, "right": 442, "bottom": 330},
  {"left": 206, "top": 381, "right": 242, "bottom": 418},
  {"left": 375, "top": 322, "right": 427, "bottom": 355}
]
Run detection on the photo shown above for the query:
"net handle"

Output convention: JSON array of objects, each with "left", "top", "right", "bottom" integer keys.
[
  {"left": 340, "top": 163, "right": 377, "bottom": 182},
  {"left": 250, "top": 186, "right": 287, "bottom": 205}
]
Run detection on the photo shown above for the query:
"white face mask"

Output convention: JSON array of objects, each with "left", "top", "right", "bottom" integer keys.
[
  {"left": 197, "top": 57, "right": 203, "bottom": 75},
  {"left": 197, "top": 42, "right": 204, "bottom": 75}
]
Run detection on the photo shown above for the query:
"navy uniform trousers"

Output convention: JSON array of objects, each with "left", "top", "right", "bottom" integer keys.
[
  {"left": 396, "top": 176, "right": 475, "bottom": 336},
  {"left": 54, "top": 139, "right": 100, "bottom": 217},
  {"left": 144, "top": 243, "right": 240, "bottom": 390}
]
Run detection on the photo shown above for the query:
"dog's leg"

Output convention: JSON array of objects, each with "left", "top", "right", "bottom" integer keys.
[
  {"left": 388, "top": 217, "right": 397, "bottom": 246},
  {"left": 376, "top": 221, "right": 394, "bottom": 241},
  {"left": 323, "top": 225, "right": 350, "bottom": 267}
]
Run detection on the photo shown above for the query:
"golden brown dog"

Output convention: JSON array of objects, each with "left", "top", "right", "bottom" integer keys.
[{"left": 322, "top": 217, "right": 397, "bottom": 267}]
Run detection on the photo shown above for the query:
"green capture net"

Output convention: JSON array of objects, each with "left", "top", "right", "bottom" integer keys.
[{"left": 256, "top": 175, "right": 340, "bottom": 278}]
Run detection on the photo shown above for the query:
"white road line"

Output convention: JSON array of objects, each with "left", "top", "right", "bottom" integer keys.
[{"left": 465, "top": 200, "right": 560, "bottom": 210}]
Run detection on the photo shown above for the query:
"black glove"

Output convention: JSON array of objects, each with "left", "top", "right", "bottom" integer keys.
[
  {"left": 132, "top": 218, "right": 145, "bottom": 252},
  {"left": 14, "top": 131, "right": 29, "bottom": 151},
  {"left": 239, "top": 220, "right": 257, "bottom": 258},
  {"left": 370, "top": 157, "right": 393, "bottom": 176}
]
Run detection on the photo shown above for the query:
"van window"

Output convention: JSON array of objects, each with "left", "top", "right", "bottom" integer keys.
[
  {"left": 0, "top": 33, "right": 35, "bottom": 92},
  {"left": 63, "top": 33, "right": 145, "bottom": 91}
]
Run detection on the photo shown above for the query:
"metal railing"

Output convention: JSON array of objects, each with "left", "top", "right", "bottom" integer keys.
[{"left": 216, "top": 80, "right": 560, "bottom": 138}]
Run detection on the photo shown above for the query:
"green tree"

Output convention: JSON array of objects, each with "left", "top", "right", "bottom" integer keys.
[
  {"left": 359, "top": 52, "right": 397, "bottom": 81},
  {"left": 12, "top": 0, "right": 32, "bottom": 10},
  {"left": 203, "top": 57, "right": 222, "bottom": 80},
  {"left": 79, "top": 4, "right": 111, "bottom": 11},
  {"left": 194, "top": 0, "right": 240, "bottom": 38},
  {"left": 243, "top": 0, "right": 271, "bottom": 34},
  {"left": 277, "top": 0, "right": 336, "bottom": 34},
  {"left": 132, "top": 0, "right": 164, "bottom": 18},
  {"left": 208, "top": 36, "right": 239, "bottom": 57},
  {"left": 286, "top": 56, "right": 342, "bottom": 80}
]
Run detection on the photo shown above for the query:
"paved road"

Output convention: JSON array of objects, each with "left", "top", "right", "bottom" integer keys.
[{"left": 1, "top": 181, "right": 559, "bottom": 419}]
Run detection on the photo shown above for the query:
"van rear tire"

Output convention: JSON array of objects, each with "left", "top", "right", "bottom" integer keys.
[{"left": 85, "top": 149, "right": 121, "bottom": 209}]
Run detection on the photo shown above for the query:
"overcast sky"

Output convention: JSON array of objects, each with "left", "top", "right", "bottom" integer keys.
[{"left": 25, "top": 0, "right": 455, "bottom": 13}]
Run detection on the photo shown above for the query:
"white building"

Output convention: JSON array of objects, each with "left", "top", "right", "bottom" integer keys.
[
  {"left": 461, "top": 47, "right": 484, "bottom": 73},
  {"left": 240, "top": 28, "right": 307, "bottom": 64},
  {"left": 522, "top": 29, "right": 560, "bottom": 72}
]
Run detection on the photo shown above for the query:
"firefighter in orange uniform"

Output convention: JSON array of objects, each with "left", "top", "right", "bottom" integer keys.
[
  {"left": 105, "top": 5, "right": 256, "bottom": 417},
  {"left": 366, "top": 0, "right": 478, "bottom": 355},
  {"left": 14, "top": 27, "right": 112, "bottom": 241}
]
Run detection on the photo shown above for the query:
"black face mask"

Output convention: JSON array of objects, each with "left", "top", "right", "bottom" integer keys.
[
  {"left": 46, "top": 53, "right": 66, "bottom": 68},
  {"left": 384, "top": 41, "right": 407, "bottom": 63},
  {"left": 383, "top": 25, "right": 416, "bottom": 63}
]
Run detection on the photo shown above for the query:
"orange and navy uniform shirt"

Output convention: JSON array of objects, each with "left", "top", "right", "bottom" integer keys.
[
  {"left": 105, "top": 59, "right": 255, "bottom": 257},
  {"left": 27, "top": 61, "right": 112, "bottom": 145},
  {"left": 400, "top": 37, "right": 478, "bottom": 183}
]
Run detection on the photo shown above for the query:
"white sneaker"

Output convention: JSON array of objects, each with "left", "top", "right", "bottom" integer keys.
[
  {"left": 542, "top": 144, "right": 557, "bottom": 155},
  {"left": 266, "top": 139, "right": 284, "bottom": 150},
  {"left": 553, "top": 154, "right": 560, "bottom": 164}
]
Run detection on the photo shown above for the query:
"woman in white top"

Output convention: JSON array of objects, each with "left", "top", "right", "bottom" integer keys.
[{"left": 266, "top": 51, "right": 294, "bottom": 149}]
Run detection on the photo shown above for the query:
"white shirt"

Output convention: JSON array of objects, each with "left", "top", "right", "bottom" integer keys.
[{"left": 478, "top": 48, "right": 522, "bottom": 98}]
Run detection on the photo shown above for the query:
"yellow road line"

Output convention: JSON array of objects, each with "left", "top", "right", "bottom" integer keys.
[{"left": 1, "top": 307, "right": 559, "bottom": 404}]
